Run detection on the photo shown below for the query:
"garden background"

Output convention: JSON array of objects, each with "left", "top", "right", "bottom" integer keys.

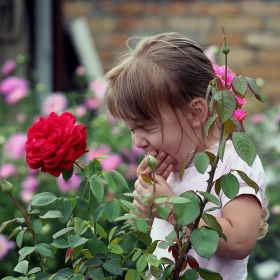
[{"left": 1, "top": 0, "right": 280, "bottom": 279}]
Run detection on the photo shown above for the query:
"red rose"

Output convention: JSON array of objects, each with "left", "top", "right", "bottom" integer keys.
[{"left": 26, "top": 112, "right": 87, "bottom": 177}]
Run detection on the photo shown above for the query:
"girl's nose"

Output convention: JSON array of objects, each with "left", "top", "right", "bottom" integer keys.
[{"left": 132, "top": 133, "right": 149, "bottom": 149}]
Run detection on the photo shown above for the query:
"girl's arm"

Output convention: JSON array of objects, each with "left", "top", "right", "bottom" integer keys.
[{"left": 200, "top": 194, "right": 261, "bottom": 260}]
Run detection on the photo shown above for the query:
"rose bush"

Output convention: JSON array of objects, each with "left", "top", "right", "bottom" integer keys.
[{"left": 26, "top": 112, "right": 87, "bottom": 177}]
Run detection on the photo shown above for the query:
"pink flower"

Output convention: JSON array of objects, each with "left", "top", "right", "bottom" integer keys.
[
  {"left": 1, "top": 60, "right": 17, "bottom": 76},
  {"left": 42, "top": 93, "right": 68, "bottom": 115},
  {"left": 75, "top": 65, "right": 85, "bottom": 76},
  {"left": 234, "top": 95, "right": 246, "bottom": 108},
  {"left": 85, "top": 79, "right": 107, "bottom": 109},
  {"left": 233, "top": 110, "right": 246, "bottom": 122},
  {"left": 3, "top": 133, "right": 27, "bottom": 160},
  {"left": 56, "top": 174, "right": 82, "bottom": 193},
  {"left": 250, "top": 114, "right": 264, "bottom": 124},
  {"left": 20, "top": 176, "right": 39, "bottom": 202},
  {"left": 204, "top": 45, "right": 219, "bottom": 64},
  {"left": 0, "top": 163, "right": 16, "bottom": 178},
  {"left": 86, "top": 145, "right": 111, "bottom": 162},
  {"left": 75, "top": 105, "right": 87, "bottom": 117},
  {"left": 0, "top": 77, "right": 28, "bottom": 104},
  {"left": 125, "top": 163, "right": 138, "bottom": 180},
  {"left": 212, "top": 64, "right": 236, "bottom": 87},
  {"left": 275, "top": 114, "right": 280, "bottom": 124},
  {"left": 0, "top": 234, "right": 16, "bottom": 259},
  {"left": 274, "top": 274, "right": 280, "bottom": 280},
  {"left": 16, "top": 113, "right": 26, "bottom": 124},
  {"left": 101, "top": 154, "right": 123, "bottom": 171}
]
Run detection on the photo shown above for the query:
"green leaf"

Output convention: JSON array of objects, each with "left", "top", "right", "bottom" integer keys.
[
  {"left": 102, "top": 260, "right": 123, "bottom": 275},
  {"left": 173, "top": 192, "right": 200, "bottom": 227},
  {"left": 108, "top": 226, "right": 118, "bottom": 243},
  {"left": 136, "top": 255, "right": 148, "bottom": 273},
  {"left": 108, "top": 244, "right": 124, "bottom": 255},
  {"left": 179, "top": 152, "right": 192, "bottom": 180},
  {"left": 51, "top": 239, "right": 71, "bottom": 249},
  {"left": 39, "top": 210, "right": 63, "bottom": 219},
  {"left": 232, "top": 75, "right": 248, "bottom": 98},
  {"left": 31, "top": 192, "right": 57, "bottom": 207},
  {"left": 220, "top": 173, "right": 239, "bottom": 199},
  {"left": 231, "top": 169, "right": 259, "bottom": 194},
  {"left": 112, "top": 170, "right": 129, "bottom": 190},
  {"left": 2, "top": 277, "right": 17, "bottom": 280},
  {"left": 232, "top": 132, "right": 257, "bottom": 166},
  {"left": 35, "top": 243, "right": 55, "bottom": 259},
  {"left": 194, "top": 152, "right": 210, "bottom": 174},
  {"left": 218, "top": 137, "right": 227, "bottom": 161},
  {"left": 190, "top": 227, "right": 219, "bottom": 259},
  {"left": 223, "top": 118, "right": 236, "bottom": 136},
  {"left": 147, "top": 254, "right": 160, "bottom": 267},
  {"left": 14, "top": 260, "right": 28, "bottom": 275},
  {"left": 27, "top": 267, "right": 41, "bottom": 275},
  {"left": 94, "top": 204, "right": 105, "bottom": 222},
  {"left": 132, "top": 250, "right": 142, "bottom": 261},
  {"left": 86, "top": 268, "right": 104, "bottom": 280},
  {"left": 154, "top": 196, "right": 168, "bottom": 204},
  {"left": 62, "top": 165, "right": 74, "bottom": 181},
  {"left": 204, "top": 114, "right": 218, "bottom": 137},
  {"left": 135, "top": 218, "right": 149, "bottom": 233},
  {"left": 88, "top": 237, "right": 108, "bottom": 257},
  {"left": 0, "top": 217, "right": 25, "bottom": 232},
  {"left": 8, "top": 226, "right": 22, "bottom": 239},
  {"left": 146, "top": 240, "right": 159, "bottom": 254},
  {"left": 204, "top": 151, "right": 216, "bottom": 165},
  {"left": 150, "top": 265, "right": 163, "bottom": 278},
  {"left": 16, "top": 230, "right": 25, "bottom": 248},
  {"left": 78, "top": 179, "right": 88, "bottom": 198},
  {"left": 103, "top": 171, "right": 117, "bottom": 192},
  {"left": 198, "top": 267, "right": 223, "bottom": 280},
  {"left": 125, "top": 269, "right": 141, "bottom": 280},
  {"left": 184, "top": 268, "right": 199, "bottom": 280},
  {"left": 33, "top": 219, "right": 42, "bottom": 234},
  {"left": 246, "top": 77, "right": 264, "bottom": 102},
  {"left": 56, "top": 198, "right": 73, "bottom": 223},
  {"left": 53, "top": 227, "right": 74, "bottom": 239},
  {"left": 68, "top": 235, "right": 88, "bottom": 248},
  {"left": 168, "top": 196, "right": 191, "bottom": 204},
  {"left": 19, "top": 246, "right": 35, "bottom": 260},
  {"left": 119, "top": 199, "right": 140, "bottom": 216},
  {"left": 34, "top": 272, "right": 51, "bottom": 280},
  {"left": 50, "top": 269, "right": 74, "bottom": 280},
  {"left": 90, "top": 179, "right": 104, "bottom": 203},
  {"left": 202, "top": 213, "right": 222, "bottom": 232},
  {"left": 104, "top": 200, "right": 121, "bottom": 222},
  {"left": 198, "top": 192, "right": 220, "bottom": 206},
  {"left": 84, "top": 258, "right": 103, "bottom": 267},
  {"left": 215, "top": 90, "right": 236, "bottom": 122},
  {"left": 156, "top": 204, "right": 170, "bottom": 220}
]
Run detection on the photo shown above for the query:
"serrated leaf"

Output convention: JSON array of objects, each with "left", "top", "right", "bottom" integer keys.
[
  {"left": 33, "top": 219, "right": 42, "bottom": 234},
  {"left": 75, "top": 196, "right": 88, "bottom": 211},
  {"left": 103, "top": 171, "right": 117, "bottom": 192},
  {"left": 231, "top": 169, "right": 259, "bottom": 193},
  {"left": 204, "top": 114, "right": 218, "bottom": 137},
  {"left": 96, "top": 222, "right": 108, "bottom": 239},
  {"left": 14, "top": 260, "right": 28, "bottom": 275},
  {"left": 215, "top": 90, "right": 236, "bottom": 122},
  {"left": 90, "top": 179, "right": 104, "bottom": 203},
  {"left": 232, "top": 132, "right": 257, "bottom": 166},
  {"left": 112, "top": 170, "right": 129, "bottom": 190},
  {"left": 136, "top": 255, "right": 148, "bottom": 273},
  {"left": 194, "top": 152, "right": 210, "bottom": 174},
  {"left": 39, "top": 210, "right": 63, "bottom": 219},
  {"left": 102, "top": 259, "right": 123, "bottom": 275},
  {"left": 220, "top": 173, "right": 239, "bottom": 199},
  {"left": 94, "top": 204, "right": 105, "bottom": 222},
  {"left": 104, "top": 200, "right": 121, "bottom": 222},
  {"left": 51, "top": 239, "right": 71, "bottom": 249},
  {"left": 108, "top": 226, "right": 118, "bottom": 242},
  {"left": 119, "top": 199, "right": 140, "bottom": 216},
  {"left": 88, "top": 237, "right": 108, "bottom": 257},
  {"left": 232, "top": 75, "right": 248, "bottom": 97},
  {"left": 62, "top": 165, "right": 74, "bottom": 181},
  {"left": 135, "top": 218, "right": 149, "bottom": 233},
  {"left": 190, "top": 227, "right": 219, "bottom": 259},
  {"left": 68, "top": 235, "right": 88, "bottom": 248},
  {"left": 56, "top": 198, "right": 73, "bottom": 223},
  {"left": 246, "top": 77, "right": 264, "bottom": 102},
  {"left": 78, "top": 179, "right": 88, "bottom": 198},
  {"left": 35, "top": 243, "right": 55, "bottom": 259},
  {"left": 202, "top": 213, "right": 222, "bottom": 232},
  {"left": 184, "top": 268, "right": 199, "bottom": 280},
  {"left": 50, "top": 269, "right": 74, "bottom": 280},
  {"left": 53, "top": 227, "right": 74, "bottom": 239},
  {"left": 31, "top": 192, "right": 57, "bottom": 207},
  {"left": 198, "top": 192, "right": 220, "bottom": 206}
]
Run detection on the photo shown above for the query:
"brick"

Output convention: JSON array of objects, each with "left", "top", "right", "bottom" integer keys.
[
  {"left": 261, "top": 80, "right": 280, "bottom": 102},
  {"left": 245, "top": 32, "right": 280, "bottom": 49},
  {"left": 227, "top": 47, "right": 255, "bottom": 68},
  {"left": 265, "top": 18, "right": 280, "bottom": 31},
  {"left": 63, "top": 2, "right": 93, "bottom": 18},
  {"left": 94, "top": 34, "right": 129, "bottom": 51},
  {"left": 241, "top": 1, "right": 280, "bottom": 16},
  {"left": 260, "top": 50, "right": 280, "bottom": 64},
  {"left": 207, "top": 33, "right": 243, "bottom": 46},
  {"left": 101, "top": 1, "right": 142, "bottom": 15},
  {"left": 119, "top": 17, "right": 164, "bottom": 32},
  {"left": 189, "top": 2, "right": 210, "bottom": 15},
  {"left": 208, "top": 3, "right": 239, "bottom": 15},
  {"left": 238, "top": 64, "right": 280, "bottom": 80},
  {"left": 88, "top": 17, "right": 117, "bottom": 34},
  {"left": 145, "top": 2, "right": 189, "bottom": 15},
  {"left": 216, "top": 17, "right": 262, "bottom": 32}
]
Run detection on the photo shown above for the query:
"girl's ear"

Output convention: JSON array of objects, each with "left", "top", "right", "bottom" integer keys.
[{"left": 187, "top": 98, "right": 209, "bottom": 128}]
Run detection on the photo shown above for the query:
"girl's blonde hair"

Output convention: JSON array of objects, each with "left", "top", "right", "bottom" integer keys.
[
  {"left": 104, "top": 31, "right": 268, "bottom": 238},
  {"left": 259, "top": 197, "right": 269, "bottom": 239}
]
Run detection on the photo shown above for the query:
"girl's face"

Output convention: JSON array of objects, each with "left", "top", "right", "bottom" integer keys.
[{"left": 125, "top": 109, "right": 202, "bottom": 172}]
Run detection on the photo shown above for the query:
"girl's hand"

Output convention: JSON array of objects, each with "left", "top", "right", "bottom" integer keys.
[
  {"left": 133, "top": 174, "right": 175, "bottom": 219},
  {"left": 137, "top": 151, "right": 173, "bottom": 180}
]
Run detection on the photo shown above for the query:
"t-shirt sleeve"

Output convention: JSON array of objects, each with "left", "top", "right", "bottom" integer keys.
[{"left": 219, "top": 151, "right": 266, "bottom": 208}]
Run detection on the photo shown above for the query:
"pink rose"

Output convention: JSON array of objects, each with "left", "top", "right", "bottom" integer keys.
[
  {"left": 250, "top": 114, "right": 264, "bottom": 124},
  {"left": 3, "top": 133, "right": 27, "bottom": 160},
  {"left": 0, "top": 163, "right": 16, "bottom": 178},
  {"left": 0, "top": 234, "right": 16, "bottom": 259},
  {"left": 100, "top": 154, "right": 123, "bottom": 171},
  {"left": 57, "top": 174, "right": 82, "bottom": 193},
  {"left": 42, "top": 93, "right": 68, "bottom": 116},
  {"left": 1, "top": 60, "right": 17, "bottom": 76},
  {"left": 212, "top": 64, "right": 236, "bottom": 87},
  {"left": 233, "top": 110, "right": 246, "bottom": 122}
]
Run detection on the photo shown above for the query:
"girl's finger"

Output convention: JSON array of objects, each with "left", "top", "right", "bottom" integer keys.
[{"left": 155, "top": 153, "right": 174, "bottom": 175}]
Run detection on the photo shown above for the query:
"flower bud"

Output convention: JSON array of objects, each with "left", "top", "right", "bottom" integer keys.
[
  {"left": 146, "top": 153, "right": 157, "bottom": 172},
  {"left": 1, "top": 179, "right": 14, "bottom": 195}
]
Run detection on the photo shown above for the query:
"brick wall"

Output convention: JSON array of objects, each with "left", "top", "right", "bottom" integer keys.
[{"left": 63, "top": 0, "right": 280, "bottom": 109}]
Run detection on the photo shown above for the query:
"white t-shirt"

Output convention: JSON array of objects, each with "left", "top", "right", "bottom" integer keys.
[{"left": 150, "top": 141, "right": 266, "bottom": 280}]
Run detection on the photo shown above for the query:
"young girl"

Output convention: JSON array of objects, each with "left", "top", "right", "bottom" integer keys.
[{"left": 104, "top": 32, "right": 268, "bottom": 279}]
